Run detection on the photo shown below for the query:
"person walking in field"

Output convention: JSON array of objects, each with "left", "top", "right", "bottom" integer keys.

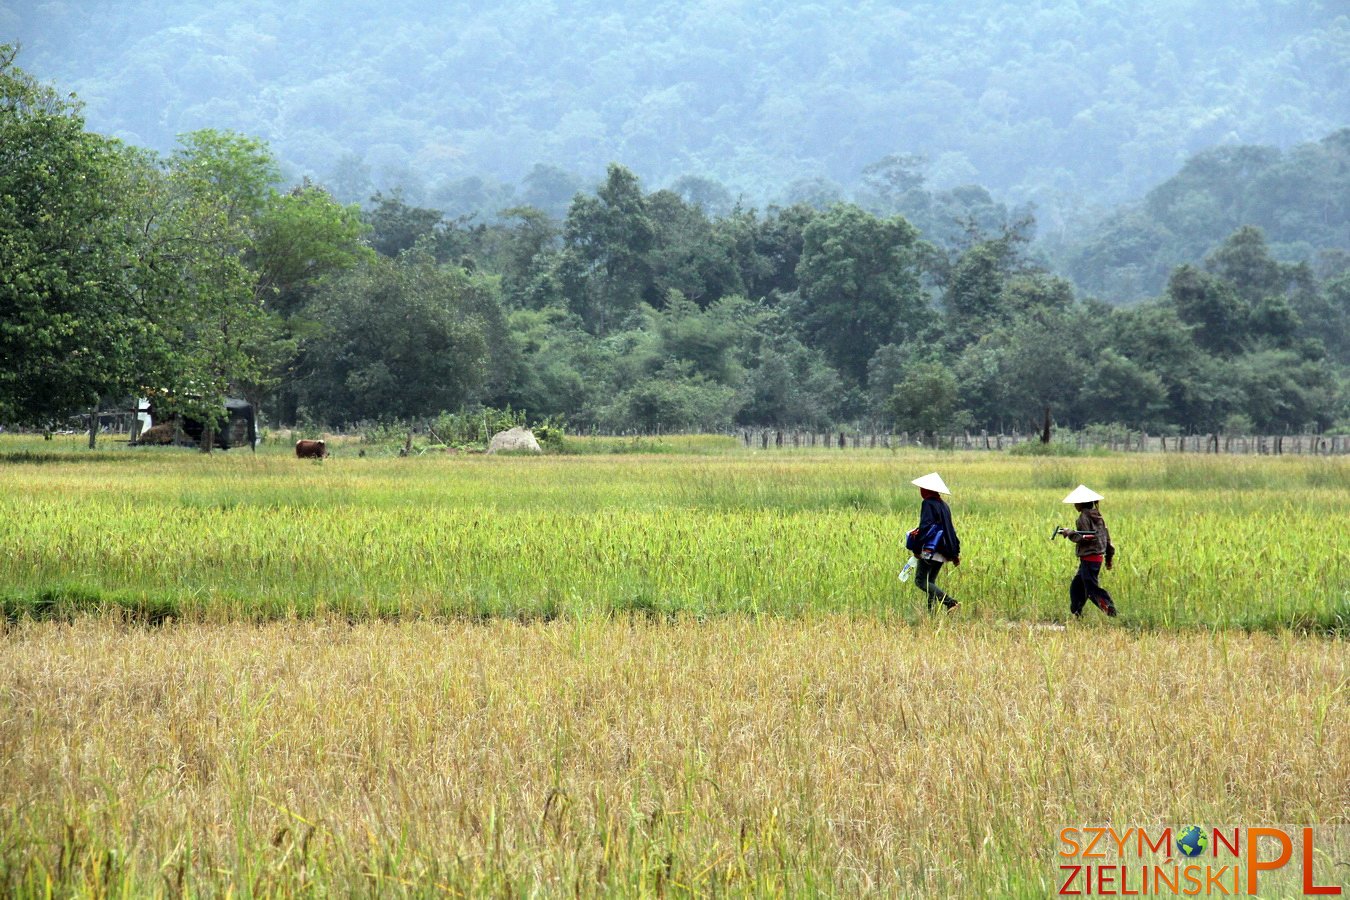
[
  {"left": 1057, "top": 484, "right": 1118, "bottom": 617},
  {"left": 907, "top": 472, "right": 961, "bottom": 611}
]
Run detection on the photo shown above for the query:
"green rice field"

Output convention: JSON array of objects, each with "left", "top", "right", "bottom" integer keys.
[{"left": 0, "top": 435, "right": 1344, "bottom": 631}]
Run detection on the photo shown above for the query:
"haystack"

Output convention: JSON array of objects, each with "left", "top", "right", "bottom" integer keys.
[{"left": 486, "top": 426, "right": 542, "bottom": 454}]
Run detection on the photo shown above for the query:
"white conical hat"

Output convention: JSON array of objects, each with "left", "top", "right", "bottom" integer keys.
[
  {"left": 1062, "top": 484, "right": 1104, "bottom": 504},
  {"left": 911, "top": 472, "right": 952, "bottom": 495}
]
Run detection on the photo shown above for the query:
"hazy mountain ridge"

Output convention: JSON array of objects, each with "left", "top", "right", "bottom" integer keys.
[{"left": 8, "top": 0, "right": 1348, "bottom": 219}]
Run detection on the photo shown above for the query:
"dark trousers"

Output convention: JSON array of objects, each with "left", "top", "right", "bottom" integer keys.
[
  {"left": 915, "top": 557, "right": 956, "bottom": 610},
  {"left": 1070, "top": 560, "right": 1116, "bottom": 616}
]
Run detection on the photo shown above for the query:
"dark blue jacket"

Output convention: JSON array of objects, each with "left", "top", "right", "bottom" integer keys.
[{"left": 917, "top": 496, "right": 961, "bottom": 559}]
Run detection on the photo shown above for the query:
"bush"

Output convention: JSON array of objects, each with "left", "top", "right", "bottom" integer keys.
[{"left": 531, "top": 419, "right": 566, "bottom": 452}]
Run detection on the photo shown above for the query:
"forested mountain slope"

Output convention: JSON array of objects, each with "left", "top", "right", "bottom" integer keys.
[
  {"left": 8, "top": 0, "right": 1348, "bottom": 224},
  {"left": 1056, "top": 129, "right": 1350, "bottom": 300}
]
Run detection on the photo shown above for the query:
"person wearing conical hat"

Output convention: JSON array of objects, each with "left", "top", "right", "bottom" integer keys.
[
  {"left": 1057, "top": 485, "right": 1117, "bottom": 617},
  {"left": 908, "top": 472, "right": 961, "bottom": 611}
]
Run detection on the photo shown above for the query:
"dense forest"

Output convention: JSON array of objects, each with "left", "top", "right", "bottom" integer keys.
[
  {"left": 8, "top": 0, "right": 1350, "bottom": 302},
  {"left": 3, "top": 44, "right": 1346, "bottom": 440}
]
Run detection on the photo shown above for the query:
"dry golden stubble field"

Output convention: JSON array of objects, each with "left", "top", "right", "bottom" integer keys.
[{"left": 1, "top": 616, "right": 1344, "bottom": 896}]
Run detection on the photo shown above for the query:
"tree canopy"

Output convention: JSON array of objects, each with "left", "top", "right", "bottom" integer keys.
[{"left": 0, "top": 46, "right": 151, "bottom": 423}]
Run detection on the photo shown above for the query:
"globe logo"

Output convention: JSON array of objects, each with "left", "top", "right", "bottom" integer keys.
[{"left": 1177, "top": 825, "right": 1208, "bottom": 858}]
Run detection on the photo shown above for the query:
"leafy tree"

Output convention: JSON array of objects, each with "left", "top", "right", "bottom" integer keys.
[
  {"left": 782, "top": 177, "right": 844, "bottom": 210},
  {"left": 1230, "top": 350, "right": 1338, "bottom": 432},
  {"left": 1146, "top": 146, "right": 1281, "bottom": 235},
  {"left": 937, "top": 221, "right": 1042, "bottom": 347},
  {"left": 952, "top": 341, "right": 1014, "bottom": 432},
  {"left": 886, "top": 361, "right": 969, "bottom": 439},
  {"left": 365, "top": 190, "right": 444, "bottom": 258},
  {"left": 925, "top": 187, "right": 1021, "bottom": 251},
  {"left": 0, "top": 46, "right": 155, "bottom": 425},
  {"left": 654, "top": 293, "right": 751, "bottom": 385},
  {"left": 1165, "top": 265, "right": 1248, "bottom": 355},
  {"left": 994, "top": 309, "right": 1084, "bottom": 432},
  {"left": 115, "top": 133, "right": 372, "bottom": 430},
  {"left": 131, "top": 129, "right": 294, "bottom": 437},
  {"left": 669, "top": 175, "right": 734, "bottom": 217},
  {"left": 738, "top": 337, "right": 843, "bottom": 429},
  {"left": 736, "top": 203, "right": 817, "bottom": 301},
  {"left": 253, "top": 180, "right": 372, "bottom": 317},
  {"left": 602, "top": 360, "right": 738, "bottom": 433},
  {"left": 865, "top": 343, "right": 912, "bottom": 416},
  {"left": 1108, "top": 299, "right": 1246, "bottom": 430},
  {"left": 594, "top": 324, "right": 664, "bottom": 399},
  {"left": 941, "top": 241, "right": 1007, "bottom": 345},
  {"left": 560, "top": 164, "right": 655, "bottom": 334},
  {"left": 646, "top": 191, "right": 745, "bottom": 307},
  {"left": 247, "top": 179, "right": 373, "bottom": 423},
  {"left": 1315, "top": 273, "right": 1350, "bottom": 365},
  {"left": 1000, "top": 271, "right": 1075, "bottom": 317},
  {"left": 298, "top": 251, "right": 495, "bottom": 423},
  {"left": 520, "top": 164, "right": 584, "bottom": 220},
  {"left": 1247, "top": 294, "right": 1302, "bottom": 352},
  {"left": 1075, "top": 349, "right": 1169, "bottom": 429},
  {"left": 497, "top": 206, "right": 561, "bottom": 308},
  {"left": 1065, "top": 210, "right": 1178, "bottom": 303},
  {"left": 502, "top": 306, "right": 601, "bottom": 420},
  {"left": 324, "top": 153, "right": 373, "bottom": 206},
  {"left": 795, "top": 204, "right": 924, "bottom": 384},
  {"left": 857, "top": 153, "right": 929, "bottom": 218},
  {"left": 1204, "top": 226, "right": 1294, "bottom": 304}
]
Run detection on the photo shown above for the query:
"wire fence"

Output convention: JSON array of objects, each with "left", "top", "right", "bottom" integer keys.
[{"left": 726, "top": 428, "right": 1350, "bottom": 455}]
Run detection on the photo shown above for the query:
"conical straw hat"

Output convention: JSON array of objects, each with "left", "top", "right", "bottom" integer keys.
[
  {"left": 911, "top": 472, "right": 952, "bottom": 495},
  {"left": 1062, "top": 484, "right": 1104, "bottom": 504}
]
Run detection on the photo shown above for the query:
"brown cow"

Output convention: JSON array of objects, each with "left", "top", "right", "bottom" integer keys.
[{"left": 295, "top": 439, "right": 327, "bottom": 459}]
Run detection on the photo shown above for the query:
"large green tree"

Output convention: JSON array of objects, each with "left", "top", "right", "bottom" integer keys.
[
  {"left": 886, "top": 360, "right": 969, "bottom": 440},
  {"left": 0, "top": 46, "right": 156, "bottom": 425},
  {"left": 298, "top": 251, "right": 497, "bottom": 423},
  {"left": 559, "top": 164, "right": 655, "bottom": 334},
  {"left": 794, "top": 204, "right": 924, "bottom": 384},
  {"left": 132, "top": 130, "right": 289, "bottom": 435},
  {"left": 254, "top": 180, "right": 371, "bottom": 318},
  {"left": 127, "top": 132, "right": 371, "bottom": 429}
]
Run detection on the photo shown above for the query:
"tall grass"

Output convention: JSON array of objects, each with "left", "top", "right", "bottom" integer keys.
[
  {"left": 0, "top": 618, "right": 1344, "bottom": 896},
  {"left": 0, "top": 438, "right": 1344, "bottom": 631}
]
